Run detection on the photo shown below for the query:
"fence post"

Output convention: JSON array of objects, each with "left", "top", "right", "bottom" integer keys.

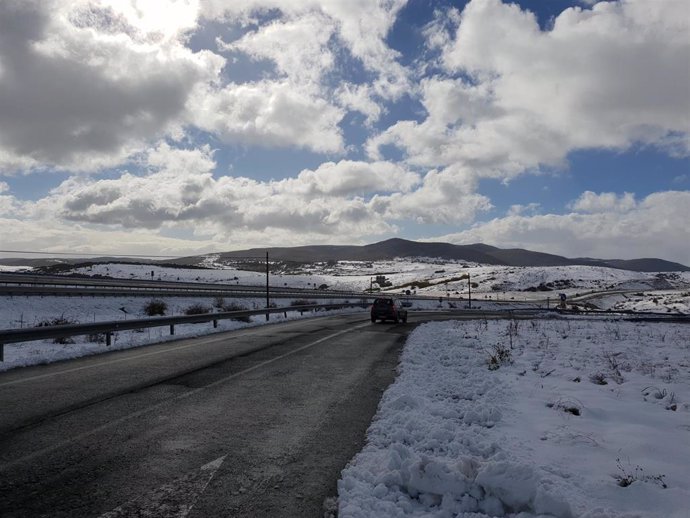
[
  {"left": 106, "top": 333, "right": 112, "bottom": 346},
  {"left": 0, "top": 344, "right": 3, "bottom": 362},
  {"left": 170, "top": 324, "right": 175, "bottom": 335},
  {"left": 213, "top": 320, "right": 218, "bottom": 328}
]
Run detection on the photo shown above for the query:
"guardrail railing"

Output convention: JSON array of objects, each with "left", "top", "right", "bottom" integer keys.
[{"left": 0, "top": 302, "right": 370, "bottom": 361}]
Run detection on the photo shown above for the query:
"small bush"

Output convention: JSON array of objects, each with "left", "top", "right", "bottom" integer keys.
[
  {"left": 87, "top": 333, "right": 107, "bottom": 344},
  {"left": 213, "top": 296, "right": 225, "bottom": 309},
  {"left": 184, "top": 303, "right": 211, "bottom": 315},
  {"left": 487, "top": 343, "right": 512, "bottom": 370},
  {"left": 222, "top": 302, "right": 251, "bottom": 322},
  {"left": 614, "top": 458, "right": 667, "bottom": 488},
  {"left": 36, "top": 316, "right": 77, "bottom": 344},
  {"left": 144, "top": 299, "right": 167, "bottom": 316},
  {"left": 589, "top": 372, "right": 608, "bottom": 385},
  {"left": 290, "top": 299, "right": 318, "bottom": 307},
  {"left": 547, "top": 398, "right": 582, "bottom": 416}
]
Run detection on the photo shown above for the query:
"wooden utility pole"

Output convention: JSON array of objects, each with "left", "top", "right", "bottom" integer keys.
[
  {"left": 266, "top": 251, "right": 270, "bottom": 320},
  {"left": 468, "top": 272, "right": 472, "bottom": 309}
]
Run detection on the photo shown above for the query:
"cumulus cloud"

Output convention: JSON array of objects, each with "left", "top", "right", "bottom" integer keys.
[
  {"left": 202, "top": 0, "right": 408, "bottom": 91},
  {"left": 22, "top": 145, "right": 422, "bottom": 240},
  {"left": 219, "top": 12, "right": 337, "bottom": 85},
  {"left": 188, "top": 80, "right": 346, "bottom": 153},
  {"left": 0, "top": 0, "right": 410, "bottom": 172},
  {"left": 369, "top": 0, "right": 690, "bottom": 176},
  {"left": 435, "top": 191, "right": 690, "bottom": 265},
  {"left": 372, "top": 165, "right": 492, "bottom": 224},
  {"left": 569, "top": 191, "right": 636, "bottom": 213},
  {"left": 288, "top": 160, "right": 420, "bottom": 197},
  {"left": 0, "top": 0, "right": 221, "bottom": 172}
]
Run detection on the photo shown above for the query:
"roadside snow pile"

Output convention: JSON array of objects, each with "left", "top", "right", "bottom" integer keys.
[{"left": 338, "top": 319, "right": 690, "bottom": 517}]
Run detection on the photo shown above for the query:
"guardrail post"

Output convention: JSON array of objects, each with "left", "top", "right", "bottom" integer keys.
[
  {"left": 0, "top": 344, "right": 4, "bottom": 362},
  {"left": 213, "top": 319, "right": 218, "bottom": 328},
  {"left": 106, "top": 333, "right": 112, "bottom": 346},
  {"left": 170, "top": 324, "right": 175, "bottom": 335}
]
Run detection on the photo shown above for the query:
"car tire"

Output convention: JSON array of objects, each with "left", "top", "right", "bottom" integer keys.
[{"left": 371, "top": 315, "right": 376, "bottom": 323}]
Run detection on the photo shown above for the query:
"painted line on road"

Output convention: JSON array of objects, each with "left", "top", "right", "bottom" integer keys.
[
  {"left": 0, "top": 316, "right": 363, "bottom": 388},
  {"left": 0, "top": 322, "right": 371, "bottom": 472}
]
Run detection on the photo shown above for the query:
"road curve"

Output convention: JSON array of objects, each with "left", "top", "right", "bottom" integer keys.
[{"left": 0, "top": 312, "right": 412, "bottom": 517}]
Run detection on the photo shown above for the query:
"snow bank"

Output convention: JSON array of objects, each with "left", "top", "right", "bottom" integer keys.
[{"left": 338, "top": 319, "right": 690, "bottom": 517}]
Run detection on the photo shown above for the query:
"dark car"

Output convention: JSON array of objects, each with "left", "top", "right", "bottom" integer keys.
[{"left": 370, "top": 297, "right": 408, "bottom": 323}]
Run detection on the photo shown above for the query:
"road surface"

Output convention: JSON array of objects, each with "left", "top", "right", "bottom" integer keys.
[{"left": 0, "top": 312, "right": 414, "bottom": 517}]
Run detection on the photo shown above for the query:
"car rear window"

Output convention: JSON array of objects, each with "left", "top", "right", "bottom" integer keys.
[{"left": 374, "top": 298, "right": 393, "bottom": 306}]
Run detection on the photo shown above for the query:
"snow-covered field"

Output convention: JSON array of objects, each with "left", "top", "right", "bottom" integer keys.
[
  {"left": 338, "top": 318, "right": 690, "bottom": 517},
  {"left": 3, "top": 260, "right": 690, "bottom": 515},
  {"left": 58, "top": 261, "right": 690, "bottom": 304},
  {"left": 2, "top": 260, "right": 688, "bottom": 372},
  {"left": 0, "top": 295, "right": 380, "bottom": 372}
]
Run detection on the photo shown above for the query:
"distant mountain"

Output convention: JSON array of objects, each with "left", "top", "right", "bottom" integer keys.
[
  {"left": 167, "top": 238, "right": 689, "bottom": 272},
  {"left": 588, "top": 258, "right": 690, "bottom": 273},
  {"left": 2, "top": 238, "right": 687, "bottom": 272}
]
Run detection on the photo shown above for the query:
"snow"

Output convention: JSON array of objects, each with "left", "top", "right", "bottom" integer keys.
[
  {"left": 338, "top": 318, "right": 690, "bottom": 517},
  {"left": 0, "top": 295, "right": 373, "bottom": 372},
  {"left": 2, "top": 260, "right": 690, "bottom": 514},
  {"left": 63, "top": 261, "right": 690, "bottom": 299}
]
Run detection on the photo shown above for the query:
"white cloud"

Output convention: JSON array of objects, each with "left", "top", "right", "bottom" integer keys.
[
  {"left": 288, "top": 160, "right": 420, "bottom": 197},
  {"left": 569, "top": 191, "right": 636, "bottom": 213},
  {"left": 0, "top": 0, "right": 222, "bottom": 173},
  {"left": 372, "top": 165, "right": 493, "bottom": 224},
  {"left": 21, "top": 146, "right": 419, "bottom": 240},
  {"left": 507, "top": 203, "right": 540, "bottom": 217},
  {"left": 188, "top": 80, "right": 346, "bottom": 153},
  {"left": 435, "top": 191, "right": 690, "bottom": 265},
  {"left": 369, "top": 0, "right": 690, "bottom": 177},
  {"left": 219, "top": 12, "right": 336, "bottom": 85},
  {"left": 203, "top": 0, "right": 410, "bottom": 101}
]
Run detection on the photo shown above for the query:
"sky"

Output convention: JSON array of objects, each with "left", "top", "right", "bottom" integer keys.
[{"left": 0, "top": 0, "right": 689, "bottom": 264}]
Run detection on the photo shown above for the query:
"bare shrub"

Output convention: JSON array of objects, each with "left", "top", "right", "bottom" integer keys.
[
  {"left": 614, "top": 458, "right": 667, "bottom": 489},
  {"left": 506, "top": 318, "right": 520, "bottom": 349},
  {"left": 184, "top": 303, "right": 211, "bottom": 315},
  {"left": 36, "top": 316, "right": 77, "bottom": 344},
  {"left": 546, "top": 397, "right": 582, "bottom": 416},
  {"left": 222, "top": 302, "right": 251, "bottom": 323},
  {"left": 604, "top": 351, "right": 625, "bottom": 384},
  {"left": 87, "top": 333, "right": 106, "bottom": 344},
  {"left": 144, "top": 300, "right": 167, "bottom": 316},
  {"left": 213, "top": 296, "right": 225, "bottom": 309},
  {"left": 290, "top": 299, "right": 318, "bottom": 307},
  {"left": 487, "top": 343, "right": 512, "bottom": 370},
  {"left": 589, "top": 372, "right": 608, "bottom": 385}
]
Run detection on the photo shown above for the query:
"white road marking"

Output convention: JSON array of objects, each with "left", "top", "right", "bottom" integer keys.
[
  {"left": 99, "top": 456, "right": 226, "bottom": 518},
  {"left": 0, "top": 322, "right": 370, "bottom": 472},
  {"left": 0, "top": 316, "right": 365, "bottom": 388}
]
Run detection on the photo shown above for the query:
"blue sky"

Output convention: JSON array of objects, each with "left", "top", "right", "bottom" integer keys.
[{"left": 0, "top": 0, "right": 688, "bottom": 264}]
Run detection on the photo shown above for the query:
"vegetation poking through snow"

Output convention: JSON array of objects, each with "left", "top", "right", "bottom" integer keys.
[
  {"left": 35, "top": 316, "right": 78, "bottom": 344},
  {"left": 143, "top": 299, "right": 167, "bottom": 316},
  {"left": 184, "top": 303, "right": 211, "bottom": 315}
]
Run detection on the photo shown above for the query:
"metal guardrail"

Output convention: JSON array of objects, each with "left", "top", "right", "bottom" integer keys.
[
  {"left": 0, "top": 302, "right": 370, "bottom": 361},
  {"left": 0, "top": 285, "right": 373, "bottom": 299}
]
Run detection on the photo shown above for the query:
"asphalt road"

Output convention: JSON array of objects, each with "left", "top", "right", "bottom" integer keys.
[{"left": 0, "top": 312, "right": 415, "bottom": 517}]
